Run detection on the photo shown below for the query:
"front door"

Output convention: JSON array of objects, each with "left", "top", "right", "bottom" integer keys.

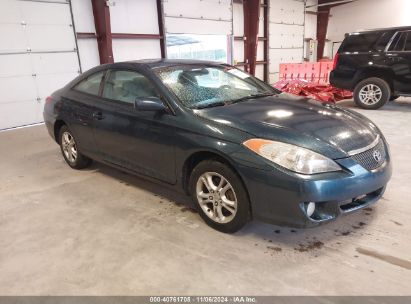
[
  {"left": 63, "top": 70, "right": 106, "bottom": 156},
  {"left": 386, "top": 30, "right": 411, "bottom": 94},
  {"left": 91, "top": 69, "right": 177, "bottom": 184}
]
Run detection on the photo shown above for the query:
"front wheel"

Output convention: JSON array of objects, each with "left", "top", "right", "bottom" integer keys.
[
  {"left": 189, "top": 160, "right": 250, "bottom": 233},
  {"left": 353, "top": 77, "right": 390, "bottom": 109}
]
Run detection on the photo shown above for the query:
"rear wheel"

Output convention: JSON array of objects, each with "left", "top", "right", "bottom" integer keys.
[
  {"left": 189, "top": 160, "right": 250, "bottom": 233},
  {"left": 354, "top": 77, "right": 390, "bottom": 109},
  {"left": 59, "top": 125, "right": 91, "bottom": 169}
]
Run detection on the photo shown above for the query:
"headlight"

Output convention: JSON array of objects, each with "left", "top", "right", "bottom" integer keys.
[{"left": 243, "top": 139, "right": 341, "bottom": 174}]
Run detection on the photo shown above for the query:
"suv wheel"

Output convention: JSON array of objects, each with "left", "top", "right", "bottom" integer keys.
[
  {"left": 59, "top": 125, "right": 92, "bottom": 169},
  {"left": 189, "top": 160, "right": 250, "bottom": 233},
  {"left": 354, "top": 78, "right": 390, "bottom": 109}
]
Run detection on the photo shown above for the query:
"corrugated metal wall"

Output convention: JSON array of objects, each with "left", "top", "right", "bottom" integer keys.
[
  {"left": 71, "top": 0, "right": 314, "bottom": 82},
  {"left": 163, "top": 0, "right": 233, "bottom": 35},
  {"left": 232, "top": 0, "right": 266, "bottom": 80},
  {"left": 268, "top": 0, "right": 305, "bottom": 83},
  {"left": 110, "top": 0, "right": 162, "bottom": 61},
  {"left": 0, "top": 0, "right": 80, "bottom": 129}
]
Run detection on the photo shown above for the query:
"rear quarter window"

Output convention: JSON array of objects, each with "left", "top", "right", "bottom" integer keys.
[
  {"left": 73, "top": 71, "right": 105, "bottom": 96},
  {"left": 388, "top": 31, "right": 411, "bottom": 52},
  {"left": 339, "top": 32, "right": 383, "bottom": 53}
]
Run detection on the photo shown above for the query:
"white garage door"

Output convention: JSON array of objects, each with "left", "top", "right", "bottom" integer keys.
[{"left": 0, "top": 0, "right": 81, "bottom": 130}]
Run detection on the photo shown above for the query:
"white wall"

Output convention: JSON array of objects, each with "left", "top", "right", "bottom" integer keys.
[
  {"left": 326, "top": 0, "right": 411, "bottom": 57},
  {"left": 304, "top": 0, "right": 317, "bottom": 60},
  {"left": 163, "top": 0, "right": 232, "bottom": 35},
  {"left": 112, "top": 39, "right": 161, "bottom": 62},
  {"left": 110, "top": 0, "right": 161, "bottom": 62},
  {"left": 72, "top": 0, "right": 162, "bottom": 66},
  {"left": 304, "top": 0, "right": 317, "bottom": 40},
  {"left": 71, "top": 0, "right": 99, "bottom": 71},
  {"left": 268, "top": 0, "right": 306, "bottom": 83},
  {"left": 233, "top": 1, "right": 244, "bottom": 66}
]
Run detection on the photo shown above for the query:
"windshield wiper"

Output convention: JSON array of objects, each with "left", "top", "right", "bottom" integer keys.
[
  {"left": 229, "top": 92, "right": 275, "bottom": 104},
  {"left": 191, "top": 101, "right": 226, "bottom": 110},
  {"left": 191, "top": 92, "right": 275, "bottom": 109}
]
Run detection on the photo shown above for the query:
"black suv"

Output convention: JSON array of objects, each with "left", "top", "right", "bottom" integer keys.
[{"left": 330, "top": 26, "right": 411, "bottom": 109}]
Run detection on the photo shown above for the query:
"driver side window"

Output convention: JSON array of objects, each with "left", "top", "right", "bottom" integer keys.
[{"left": 102, "top": 70, "right": 159, "bottom": 104}]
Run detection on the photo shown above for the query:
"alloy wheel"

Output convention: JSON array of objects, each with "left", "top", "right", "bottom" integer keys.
[
  {"left": 196, "top": 172, "right": 238, "bottom": 224},
  {"left": 359, "top": 84, "right": 383, "bottom": 105},
  {"left": 61, "top": 131, "right": 77, "bottom": 163}
]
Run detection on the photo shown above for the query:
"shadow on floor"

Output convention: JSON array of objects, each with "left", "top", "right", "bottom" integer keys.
[
  {"left": 87, "top": 160, "right": 193, "bottom": 207},
  {"left": 84, "top": 159, "right": 379, "bottom": 250},
  {"left": 338, "top": 98, "right": 411, "bottom": 112}
]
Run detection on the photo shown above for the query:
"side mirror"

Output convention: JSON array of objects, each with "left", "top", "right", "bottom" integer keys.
[{"left": 134, "top": 97, "right": 167, "bottom": 112}]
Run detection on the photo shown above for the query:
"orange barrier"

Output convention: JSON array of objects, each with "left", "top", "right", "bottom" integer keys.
[{"left": 279, "top": 61, "right": 333, "bottom": 84}]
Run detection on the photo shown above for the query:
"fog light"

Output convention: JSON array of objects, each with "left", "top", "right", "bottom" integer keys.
[{"left": 306, "top": 202, "right": 316, "bottom": 217}]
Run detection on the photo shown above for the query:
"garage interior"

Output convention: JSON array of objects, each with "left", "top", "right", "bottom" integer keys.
[{"left": 1, "top": 0, "right": 411, "bottom": 297}]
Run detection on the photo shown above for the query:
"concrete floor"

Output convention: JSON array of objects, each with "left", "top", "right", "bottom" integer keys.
[{"left": 0, "top": 98, "right": 411, "bottom": 295}]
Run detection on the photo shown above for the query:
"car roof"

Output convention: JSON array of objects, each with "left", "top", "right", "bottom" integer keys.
[
  {"left": 103, "top": 59, "right": 226, "bottom": 70},
  {"left": 75, "top": 59, "right": 230, "bottom": 86},
  {"left": 348, "top": 26, "right": 411, "bottom": 35}
]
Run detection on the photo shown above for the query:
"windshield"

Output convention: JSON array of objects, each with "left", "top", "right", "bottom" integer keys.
[{"left": 155, "top": 65, "right": 278, "bottom": 109}]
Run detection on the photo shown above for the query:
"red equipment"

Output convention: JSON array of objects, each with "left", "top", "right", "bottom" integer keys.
[{"left": 275, "top": 60, "right": 352, "bottom": 103}]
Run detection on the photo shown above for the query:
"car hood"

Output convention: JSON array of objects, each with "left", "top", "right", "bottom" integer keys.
[{"left": 194, "top": 94, "right": 379, "bottom": 159}]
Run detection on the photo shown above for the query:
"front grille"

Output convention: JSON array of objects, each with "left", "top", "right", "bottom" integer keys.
[{"left": 351, "top": 140, "right": 386, "bottom": 171}]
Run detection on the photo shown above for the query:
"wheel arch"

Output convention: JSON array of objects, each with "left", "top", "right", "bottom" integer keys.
[
  {"left": 354, "top": 67, "right": 394, "bottom": 92},
  {"left": 54, "top": 119, "right": 67, "bottom": 144},
  {"left": 181, "top": 150, "right": 252, "bottom": 216}
]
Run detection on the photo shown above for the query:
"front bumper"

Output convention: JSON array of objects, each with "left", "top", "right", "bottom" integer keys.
[{"left": 238, "top": 155, "right": 392, "bottom": 228}]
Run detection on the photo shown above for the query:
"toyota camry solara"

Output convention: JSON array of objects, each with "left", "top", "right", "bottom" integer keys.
[{"left": 44, "top": 59, "right": 392, "bottom": 233}]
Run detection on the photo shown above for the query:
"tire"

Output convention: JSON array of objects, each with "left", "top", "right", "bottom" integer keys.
[
  {"left": 58, "top": 125, "right": 91, "bottom": 169},
  {"left": 353, "top": 77, "right": 390, "bottom": 110},
  {"left": 189, "top": 159, "right": 250, "bottom": 233}
]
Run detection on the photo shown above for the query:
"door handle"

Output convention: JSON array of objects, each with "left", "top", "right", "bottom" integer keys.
[{"left": 92, "top": 111, "right": 105, "bottom": 120}]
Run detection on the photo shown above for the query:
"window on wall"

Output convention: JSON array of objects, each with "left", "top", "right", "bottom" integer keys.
[{"left": 166, "top": 34, "right": 231, "bottom": 64}]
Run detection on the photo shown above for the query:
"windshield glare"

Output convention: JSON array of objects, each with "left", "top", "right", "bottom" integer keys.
[{"left": 155, "top": 65, "right": 276, "bottom": 109}]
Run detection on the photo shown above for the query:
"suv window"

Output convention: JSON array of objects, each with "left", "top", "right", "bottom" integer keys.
[
  {"left": 388, "top": 31, "right": 408, "bottom": 51},
  {"left": 340, "top": 32, "right": 381, "bottom": 53},
  {"left": 406, "top": 32, "right": 411, "bottom": 51},
  {"left": 74, "top": 71, "right": 105, "bottom": 95},
  {"left": 102, "top": 70, "right": 159, "bottom": 104},
  {"left": 374, "top": 31, "right": 394, "bottom": 51}
]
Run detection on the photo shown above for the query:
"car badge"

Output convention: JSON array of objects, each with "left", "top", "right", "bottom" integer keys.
[{"left": 373, "top": 150, "right": 382, "bottom": 163}]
